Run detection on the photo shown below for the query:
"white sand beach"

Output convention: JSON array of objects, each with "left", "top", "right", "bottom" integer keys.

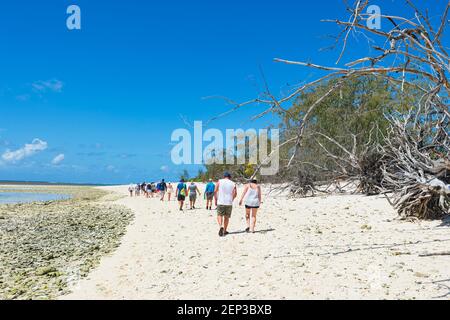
[{"left": 62, "top": 184, "right": 450, "bottom": 300}]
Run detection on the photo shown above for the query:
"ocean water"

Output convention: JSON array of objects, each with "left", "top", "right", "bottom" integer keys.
[{"left": 0, "top": 192, "right": 71, "bottom": 204}]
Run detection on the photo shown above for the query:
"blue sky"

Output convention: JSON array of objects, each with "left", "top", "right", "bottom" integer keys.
[{"left": 0, "top": 0, "right": 444, "bottom": 184}]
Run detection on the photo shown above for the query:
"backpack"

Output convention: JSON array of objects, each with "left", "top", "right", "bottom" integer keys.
[{"left": 179, "top": 183, "right": 186, "bottom": 196}]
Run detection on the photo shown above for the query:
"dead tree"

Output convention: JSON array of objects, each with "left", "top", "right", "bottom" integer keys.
[
  {"left": 291, "top": 169, "right": 317, "bottom": 197},
  {"left": 311, "top": 128, "right": 384, "bottom": 196},
  {"left": 221, "top": 0, "right": 450, "bottom": 219},
  {"left": 381, "top": 112, "right": 450, "bottom": 219}
]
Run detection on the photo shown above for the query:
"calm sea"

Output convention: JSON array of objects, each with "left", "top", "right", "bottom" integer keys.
[{"left": 0, "top": 192, "right": 71, "bottom": 204}]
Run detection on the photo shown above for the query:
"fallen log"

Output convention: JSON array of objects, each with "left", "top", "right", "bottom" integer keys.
[{"left": 419, "top": 251, "right": 450, "bottom": 257}]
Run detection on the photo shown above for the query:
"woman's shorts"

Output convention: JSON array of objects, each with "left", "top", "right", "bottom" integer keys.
[
  {"left": 178, "top": 194, "right": 185, "bottom": 201},
  {"left": 189, "top": 194, "right": 197, "bottom": 201},
  {"left": 245, "top": 205, "right": 260, "bottom": 209},
  {"left": 206, "top": 192, "right": 214, "bottom": 200}
]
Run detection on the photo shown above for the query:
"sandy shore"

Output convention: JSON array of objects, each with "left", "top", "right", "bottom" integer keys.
[{"left": 62, "top": 184, "right": 450, "bottom": 300}]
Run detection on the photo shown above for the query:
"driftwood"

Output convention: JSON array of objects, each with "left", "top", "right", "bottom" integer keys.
[
  {"left": 291, "top": 170, "right": 317, "bottom": 197},
  {"left": 215, "top": 1, "right": 449, "bottom": 219},
  {"left": 270, "top": 1, "right": 450, "bottom": 219},
  {"left": 381, "top": 112, "right": 450, "bottom": 219},
  {"left": 419, "top": 251, "right": 450, "bottom": 257},
  {"left": 311, "top": 128, "right": 384, "bottom": 196}
]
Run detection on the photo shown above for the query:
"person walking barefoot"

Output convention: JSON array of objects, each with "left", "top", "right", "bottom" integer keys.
[
  {"left": 215, "top": 172, "right": 237, "bottom": 237},
  {"left": 239, "top": 179, "right": 262, "bottom": 233},
  {"left": 146, "top": 183, "right": 152, "bottom": 198},
  {"left": 167, "top": 183, "right": 174, "bottom": 201},
  {"left": 135, "top": 183, "right": 140, "bottom": 197}
]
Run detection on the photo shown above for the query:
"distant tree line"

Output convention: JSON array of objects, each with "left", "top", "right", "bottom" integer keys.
[{"left": 191, "top": 75, "right": 420, "bottom": 184}]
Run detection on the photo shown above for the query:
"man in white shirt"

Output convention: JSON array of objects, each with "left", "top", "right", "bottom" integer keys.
[{"left": 214, "top": 172, "right": 237, "bottom": 237}]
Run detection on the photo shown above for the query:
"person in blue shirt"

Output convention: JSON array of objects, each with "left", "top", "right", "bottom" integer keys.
[
  {"left": 158, "top": 179, "right": 168, "bottom": 201},
  {"left": 175, "top": 179, "right": 188, "bottom": 211},
  {"left": 204, "top": 179, "right": 216, "bottom": 210}
]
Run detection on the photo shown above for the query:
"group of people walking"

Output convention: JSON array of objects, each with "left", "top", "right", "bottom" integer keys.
[
  {"left": 128, "top": 171, "right": 262, "bottom": 236},
  {"left": 128, "top": 180, "right": 175, "bottom": 201}
]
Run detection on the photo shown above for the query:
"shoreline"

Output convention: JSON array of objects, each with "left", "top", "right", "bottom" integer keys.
[
  {"left": 0, "top": 186, "right": 134, "bottom": 300},
  {"left": 0, "top": 184, "right": 106, "bottom": 195},
  {"left": 2, "top": 183, "right": 449, "bottom": 300},
  {"left": 0, "top": 181, "right": 113, "bottom": 187}
]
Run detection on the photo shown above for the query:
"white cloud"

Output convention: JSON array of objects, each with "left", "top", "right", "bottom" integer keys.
[
  {"left": 51, "top": 154, "right": 65, "bottom": 165},
  {"left": 1, "top": 139, "right": 48, "bottom": 163},
  {"left": 32, "top": 79, "right": 64, "bottom": 93},
  {"left": 160, "top": 165, "right": 170, "bottom": 172},
  {"left": 16, "top": 94, "right": 30, "bottom": 102},
  {"left": 106, "top": 165, "right": 119, "bottom": 173}
]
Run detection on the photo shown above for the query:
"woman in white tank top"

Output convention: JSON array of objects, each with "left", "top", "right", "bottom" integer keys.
[{"left": 239, "top": 179, "right": 262, "bottom": 233}]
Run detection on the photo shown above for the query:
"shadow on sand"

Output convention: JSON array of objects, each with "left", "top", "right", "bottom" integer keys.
[
  {"left": 227, "top": 228, "right": 276, "bottom": 235},
  {"left": 438, "top": 216, "right": 450, "bottom": 227},
  {"left": 422, "top": 278, "right": 450, "bottom": 299}
]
